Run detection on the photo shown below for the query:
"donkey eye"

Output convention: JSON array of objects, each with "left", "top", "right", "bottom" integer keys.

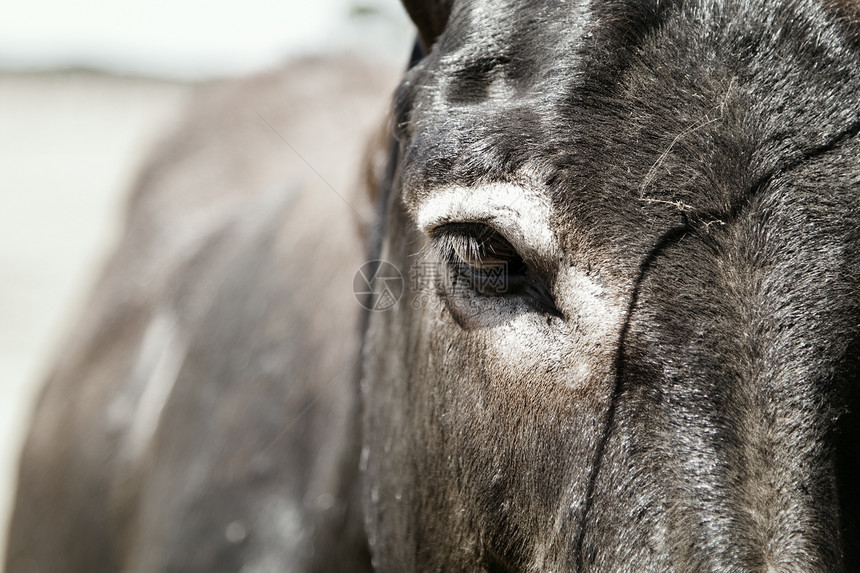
[
  {"left": 430, "top": 223, "right": 559, "bottom": 316},
  {"left": 451, "top": 224, "right": 526, "bottom": 275},
  {"left": 432, "top": 223, "right": 525, "bottom": 294},
  {"left": 452, "top": 231, "right": 520, "bottom": 272}
]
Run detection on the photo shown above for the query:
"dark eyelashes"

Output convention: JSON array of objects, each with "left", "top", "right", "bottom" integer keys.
[
  {"left": 432, "top": 224, "right": 523, "bottom": 271},
  {"left": 429, "top": 222, "right": 561, "bottom": 316}
]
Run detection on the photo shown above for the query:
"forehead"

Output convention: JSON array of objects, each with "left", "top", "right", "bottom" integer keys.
[
  {"left": 395, "top": 0, "right": 860, "bottom": 254},
  {"left": 395, "top": 0, "right": 731, "bottom": 257},
  {"left": 397, "top": 0, "right": 591, "bottom": 193},
  {"left": 397, "top": 1, "right": 689, "bottom": 176}
]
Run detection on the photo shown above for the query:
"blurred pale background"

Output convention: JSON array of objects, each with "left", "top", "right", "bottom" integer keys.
[{"left": 0, "top": 1, "right": 411, "bottom": 563}]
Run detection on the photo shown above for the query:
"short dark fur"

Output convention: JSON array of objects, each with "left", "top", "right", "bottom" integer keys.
[
  {"left": 5, "top": 2, "right": 859, "bottom": 572},
  {"left": 364, "top": 0, "right": 860, "bottom": 571}
]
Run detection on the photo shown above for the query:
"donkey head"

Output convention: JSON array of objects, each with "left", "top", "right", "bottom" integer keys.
[{"left": 362, "top": 1, "right": 860, "bottom": 571}]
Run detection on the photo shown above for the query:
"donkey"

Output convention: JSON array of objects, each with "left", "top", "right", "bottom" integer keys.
[
  {"left": 6, "top": 0, "right": 860, "bottom": 572},
  {"left": 3, "top": 57, "right": 392, "bottom": 573},
  {"left": 362, "top": 0, "right": 860, "bottom": 571}
]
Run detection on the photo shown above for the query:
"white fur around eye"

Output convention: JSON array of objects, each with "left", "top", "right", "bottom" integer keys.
[
  {"left": 413, "top": 182, "right": 623, "bottom": 390},
  {"left": 414, "top": 182, "right": 559, "bottom": 263}
]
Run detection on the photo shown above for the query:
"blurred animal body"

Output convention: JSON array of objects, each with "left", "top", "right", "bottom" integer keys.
[
  {"left": 4, "top": 57, "right": 391, "bottom": 573},
  {"left": 6, "top": 1, "right": 860, "bottom": 572}
]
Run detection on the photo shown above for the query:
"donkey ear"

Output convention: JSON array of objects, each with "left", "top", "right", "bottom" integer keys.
[{"left": 401, "top": 0, "right": 454, "bottom": 49}]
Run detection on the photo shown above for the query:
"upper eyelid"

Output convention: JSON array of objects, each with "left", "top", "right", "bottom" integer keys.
[
  {"left": 427, "top": 226, "right": 482, "bottom": 262},
  {"left": 428, "top": 219, "right": 499, "bottom": 238},
  {"left": 429, "top": 221, "right": 547, "bottom": 274},
  {"left": 429, "top": 222, "right": 515, "bottom": 258},
  {"left": 413, "top": 183, "right": 559, "bottom": 265},
  {"left": 428, "top": 220, "right": 500, "bottom": 242}
]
